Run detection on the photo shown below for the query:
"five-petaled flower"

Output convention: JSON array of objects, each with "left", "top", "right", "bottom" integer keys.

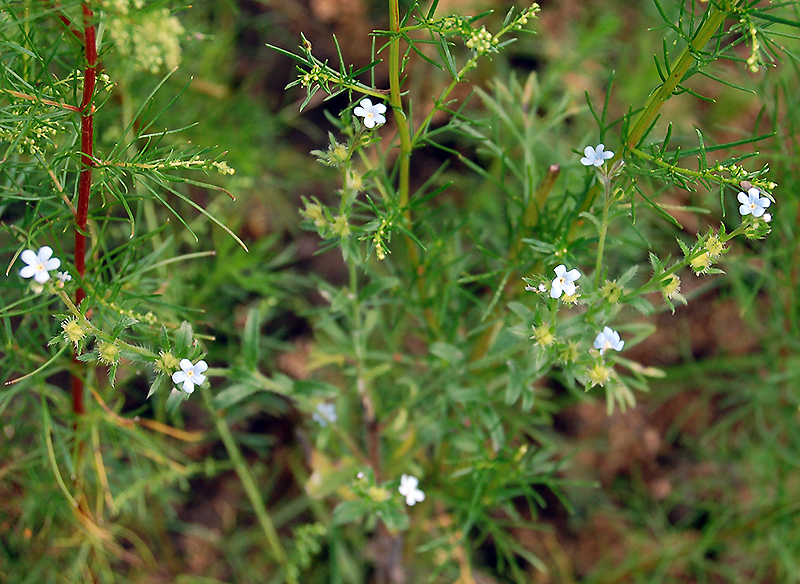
[
  {"left": 398, "top": 474, "right": 425, "bottom": 506},
  {"left": 550, "top": 264, "right": 581, "bottom": 299},
  {"left": 313, "top": 402, "right": 337, "bottom": 426},
  {"left": 737, "top": 187, "right": 771, "bottom": 218},
  {"left": 19, "top": 246, "right": 61, "bottom": 284},
  {"left": 353, "top": 98, "right": 386, "bottom": 128},
  {"left": 580, "top": 143, "right": 614, "bottom": 167},
  {"left": 594, "top": 326, "right": 624, "bottom": 355},
  {"left": 172, "top": 359, "right": 208, "bottom": 394}
]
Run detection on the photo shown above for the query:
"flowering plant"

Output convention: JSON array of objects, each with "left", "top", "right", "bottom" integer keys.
[{"left": 2, "top": 0, "right": 796, "bottom": 582}]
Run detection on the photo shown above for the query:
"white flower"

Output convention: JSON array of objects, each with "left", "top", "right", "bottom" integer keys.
[
  {"left": 19, "top": 246, "right": 61, "bottom": 284},
  {"left": 550, "top": 264, "right": 581, "bottom": 299},
  {"left": 398, "top": 474, "right": 425, "bottom": 506},
  {"left": 737, "top": 187, "right": 771, "bottom": 218},
  {"left": 55, "top": 272, "right": 72, "bottom": 288},
  {"left": 593, "top": 326, "right": 624, "bottom": 355},
  {"left": 353, "top": 98, "right": 387, "bottom": 129},
  {"left": 171, "top": 359, "right": 208, "bottom": 394},
  {"left": 313, "top": 402, "right": 337, "bottom": 426},
  {"left": 580, "top": 143, "right": 614, "bottom": 167}
]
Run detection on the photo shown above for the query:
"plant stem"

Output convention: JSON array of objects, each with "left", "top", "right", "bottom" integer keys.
[
  {"left": 595, "top": 176, "right": 612, "bottom": 288},
  {"left": 625, "top": 1, "right": 731, "bottom": 151},
  {"left": 72, "top": 1, "right": 97, "bottom": 417},
  {"left": 199, "top": 384, "right": 288, "bottom": 565},
  {"left": 388, "top": 0, "right": 411, "bottom": 215}
]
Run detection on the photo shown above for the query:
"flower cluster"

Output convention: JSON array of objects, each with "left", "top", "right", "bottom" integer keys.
[
  {"left": 107, "top": 6, "right": 184, "bottom": 73},
  {"left": 465, "top": 26, "right": 498, "bottom": 55}
]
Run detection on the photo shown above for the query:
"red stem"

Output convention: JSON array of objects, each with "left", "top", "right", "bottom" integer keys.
[{"left": 72, "top": 1, "right": 97, "bottom": 416}]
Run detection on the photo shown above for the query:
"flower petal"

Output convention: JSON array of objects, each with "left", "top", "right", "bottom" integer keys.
[
  {"left": 19, "top": 265, "right": 36, "bottom": 279},
  {"left": 43, "top": 257, "right": 61, "bottom": 271},
  {"left": 179, "top": 358, "right": 193, "bottom": 372},
  {"left": 38, "top": 246, "right": 54, "bottom": 261},
  {"left": 34, "top": 270, "right": 51, "bottom": 284},
  {"left": 20, "top": 249, "right": 38, "bottom": 265}
]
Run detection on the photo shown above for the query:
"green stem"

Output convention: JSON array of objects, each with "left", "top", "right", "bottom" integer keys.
[
  {"left": 621, "top": 222, "right": 747, "bottom": 300},
  {"left": 625, "top": 1, "right": 732, "bottom": 151},
  {"left": 56, "top": 290, "right": 157, "bottom": 360},
  {"left": 388, "top": 0, "right": 412, "bottom": 214},
  {"left": 629, "top": 146, "right": 744, "bottom": 189},
  {"left": 594, "top": 176, "right": 612, "bottom": 288},
  {"left": 199, "top": 383, "right": 288, "bottom": 565}
]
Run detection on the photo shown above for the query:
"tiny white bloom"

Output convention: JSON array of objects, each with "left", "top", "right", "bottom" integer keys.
[
  {"left": 763, "top": 213, "right": 772, "bottom": 222},
  {"left": 398, "top": 474, "right": 425, "bottom": 506},
  {"left": 171, "top": 359, "right": 208, "bottom": 394},
  {"left": 580, "top": 143, "right": 614, "bottom": 167},
  {"left": 55, "top": 272, "right": 72, "bottom": 288},
  {"left": 353, "top": 98, "right": 387, "bottom": 129},
  {"left": 737, "top": 187, "right": 771, "bottom": 218},
  {"left": 19, "top": 246, "right": 61, "bottom": 284},
  {"left": 313, "top": 402, "right": 337, "bottom": 426},
  {"left": 550, "top": 264, "right": 581, "bottom": 299},
  {"left": 593, "top": 326, "right": 624, "bottom": 355}
]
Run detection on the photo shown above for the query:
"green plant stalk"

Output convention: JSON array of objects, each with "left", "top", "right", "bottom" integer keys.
[
  {"left": 594, "top": 178, "right": 612, "bottom": 289},
  {"left": 625, "top": 1, "right": 732, "bottom": 151},
  {"left": 388, "top": 0, "right": 412, "bottom": 216},
  {"left": 622, "top": 221, "right": 748, "bottom": 301},
  {"left": 199, "top": 383, "right": 288, "bottom": 565},
  {"left": 629, "top": 146, "right": 751, "bottom": 190}
]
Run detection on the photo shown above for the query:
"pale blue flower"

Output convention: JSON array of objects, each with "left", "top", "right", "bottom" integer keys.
[
  {"left": 737, "top": 187, "right": 771, "bottom": 218},
  {"left": 550, "top": 264, "right": 581, "bottom": 299},
  {"left": 594, "top": 326, "right": 624, "bottom": 355},
  {"left": 399, "top": 474, "right": 425, "bottom": 506},
  {"left": 581, "top": 143, "right": 614, "bottom": 167},
  {"left": 19, "top": 246, "right": 61, "bottom": 284},
  {"left": 313, "top": 402, "right": 337, "bottom": 426},
  {"left": 172, "top": 359, "right": 208, "bottom": 394},
  {"left": 353, "top": 98, "right": 386, "bottom": 128}
]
